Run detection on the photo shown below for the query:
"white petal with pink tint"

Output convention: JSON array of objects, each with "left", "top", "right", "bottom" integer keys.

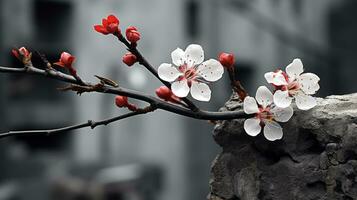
[
  {"left": 286, "top": 58, "right": 304, "bottom": 81},
  {"left": 244, "top": 118, "right": 261, "bottom": 136},
  {"left": 171, "top": 48, "right": 185, "bottom": 66},
  {"left": 184, "top": 44, "right": 204, "bottom": 67},
  {"left": 190, "top": 82, "right": 211, "bottom": 101},
  {"left": 264, "top": 72, "right": 274, "bottom": 83},
  {"left": 264, "top": 71, "right": 288, "bottom": 86},
  {"left": 197, "top": 59, "right": 224, "bottom": 82},
  {"left": 295, "top": 93, "right": 317, "bottom": 110},
  {"left": 271, "top": 106, "right": 294, "bottom": 122},
  {"left": 158, "top": 63, "right": 182, "bottom": 82},
  {"left": 171, "top": 80, "right": 190, "bottom": 97},
  {"left": 273, "top": 90, "right": 292, "bottom": 108},
  {"left": 243, "top": 96, "right": 259, "bottom": 114},
  {"left": 263, "top": 121, "right": 283, "bottom": 141},
  {"left": 255, "top": 86, "right": 273, "bottom": 108},
  {"left": 298, "top": 73, "right": 320, "bottom": 95}
]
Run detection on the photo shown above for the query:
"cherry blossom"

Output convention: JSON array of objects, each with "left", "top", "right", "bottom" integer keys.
[
  {"left": 94, "top": 14, "right": 120, "bottom": 35},
  {"left": 243, "top": 86, "right": 293, "bottom": 141},
  {"left": 264, "top": 58, "right": 320, "bottom": 110},
  {"left": 158, "top": 44, "right": 224, "bottom": 101}
]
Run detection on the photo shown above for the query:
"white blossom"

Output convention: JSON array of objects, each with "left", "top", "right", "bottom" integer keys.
[
  {"left": 264, "top": 58, "right": 320, "bottom": 110},
  {"left": 243, "top": 86, "right": 294, "bottom": 141},
  {"left": 158, "top": 44, "right": 224, "bottom": 101}
]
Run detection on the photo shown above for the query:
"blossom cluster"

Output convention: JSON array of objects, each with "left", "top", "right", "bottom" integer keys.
[
  {"left": 11, "top": 14, "right": 320, "bottom": 142},
  {"left": 243, "top": 59, "right": 320, "bottom": 141}
]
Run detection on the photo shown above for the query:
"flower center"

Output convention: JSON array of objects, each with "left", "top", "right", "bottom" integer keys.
[
  {"left": 286, "top": 81, "right": 300, "bottom": 96},
  {"left": 184, "top": 68, "right": 196, "bottom": 80},
  {"left": 256, "top": 107, "right": 273, "bottom": 121}
]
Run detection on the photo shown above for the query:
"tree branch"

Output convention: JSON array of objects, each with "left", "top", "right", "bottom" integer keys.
[
  {"left": 0, "top": 106, "right": 155, "bottom": 139},
  {"left": 0, "top": 64, "right": 251, "bottom": 120}
]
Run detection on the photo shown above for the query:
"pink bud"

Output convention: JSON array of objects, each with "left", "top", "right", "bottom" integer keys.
[
  {"left": 122, "top": 53, "right": 137, "bottom": 66},
  {"left": 54, "top": 52, "right": 77, "bottom": 76},
  {"left": 125, "top": 26, "right": 141, "bottom": 43},
  {"left": 155, "top": 86, "right": 181, "bottom": 104},
  {"left": 12, "top": 47, "right": 31, "bottom": 61},
  {"left": 115, "top": 96, "right": 129, "bottom": 107},
  {"left": 156, "top": 86, "right": 172, "bottom": 101},
  {"left": 219, "top": 52, "right": 235, "bottom": 69},
  {"left": 55, "top": 52, "right": 75, "bottom": 68},
  {"left": 19, "top": 47, "right": 30, "bottom": 57},
  {"left": 115, "top": 95, "right": 137, "bottom": 111}
]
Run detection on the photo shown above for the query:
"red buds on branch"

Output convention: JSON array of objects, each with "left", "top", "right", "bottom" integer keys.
[
  {"left": 219, "top": 52, "right": 235, "bottom": 70},
  {"left": 54, "top": 52, "right": 77, "bottom": 76},
  {"left": 155, "top": 86, "right": 181, "bottom": 104},
  {"left": 12, "top": 47, "right": 32, "bottom": 64},
  {"left": 125, "top": 26, "right": 141, "bottom": 44},
  {"left": 115, "top": 96, "right": 138, "bottom": 111},
  {"left": 122, "top": 53, "right": 137, "bottom": 66}
]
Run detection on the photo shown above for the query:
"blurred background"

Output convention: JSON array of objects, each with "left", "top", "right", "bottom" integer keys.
[{"left": 0, "top": 0, "right": 356, "bottom": 199}]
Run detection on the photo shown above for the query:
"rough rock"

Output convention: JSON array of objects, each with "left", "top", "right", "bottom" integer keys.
[{"left": 209, "top": 93, "right": 357, "bottom": 200}]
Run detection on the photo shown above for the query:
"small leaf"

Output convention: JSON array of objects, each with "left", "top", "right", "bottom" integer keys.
[{"left": 94, "top": 75, "right": 119, "bottom": 87}]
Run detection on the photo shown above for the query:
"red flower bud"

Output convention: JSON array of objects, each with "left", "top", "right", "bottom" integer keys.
[
  {"left": 125, "top": 26, "right": 141, "bottom": 43},
  {"left": 115, "top": 96, "right": 129, "bottom": 107},
  {"left": 219, "top": 52, "right": 235, "bottom": 69},
  {"left": 54, "top": 52, "right": 77, "bottom": 76},
  {"left": 11, "top": 49, "right": 19, "bottom": 59},
  {"left": 155, "top": 86, "right": 181, "bottom": 104},
  {"left": 156, "top": 86, "right": 172, "bottom": 101},
  {"left": 115, "top": 96, "right": 137, "bottom": 111},
  {"left": 55, "top": 52, "right": 75, "bottom": 68},
  {"left": 122, "top": 53, "right": 137, "bottom": 66},
  {"left": 12, "top": 47, "right": 31, "bottom": 61},
  {"left": 94, "top": 14, "right": 120, "bottom": 35}
]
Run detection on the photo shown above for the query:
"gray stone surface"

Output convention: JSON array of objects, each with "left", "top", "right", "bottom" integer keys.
[{"left": 209, "top": 93, "right": 357, "bottom": 200}]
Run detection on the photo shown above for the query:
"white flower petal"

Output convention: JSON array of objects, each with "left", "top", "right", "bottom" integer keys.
[
  {"left": 264, "top": 72, "right": 274, "bottom": 83},
  {"left": 190, "top": 81, "right": 211, "bottom": 101},
  {"left": 184, "top": 44, "right": 204, "bottom": 67},
  {"left": 273, "top": 90, "right": 292, "bottom": 108},
  {"left": 271, "top": 106, "right": 294, "bottom": 122},
  {"left": 298, "top": 73, "right": 320, "bottom": 95},
  {"left": 158, "top": 63, "right": 182, "bottom": 82},
  {"left": 243, "top": 96, "right": 259, "bottom": 114},
  {"left": 255, "top": 86, "right": 273, "bottom": 108},
  {"left": 171, "top": 48, "right": 185, "bottom": 66},
  {"left": 197, "top": 59, "right": 224, "bottom": 82},
  {"left": 263, "top": 121, "right": 283, "bottom": 141},
  {"left": 286, "top": 58, "right": 304, "bottom": 81},
  {"left": 244, "top": 118, "right": 261, "bottom": 137},
  {"left": 295, "top": 93, "right": 317, "bottom": 110},
  {"left": 264, "top": 71, "right": 288, "bottom": 86},
  {"left": 171, "top": 80, "right": 190, "bottom": 97}
]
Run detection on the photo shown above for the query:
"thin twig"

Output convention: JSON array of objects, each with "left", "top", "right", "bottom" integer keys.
[
  {"left": 227, "top": 68, "right": 248, "bottom": 101},
  {"left": 0, "top": 106, "right": 155, "bottom": 139}
]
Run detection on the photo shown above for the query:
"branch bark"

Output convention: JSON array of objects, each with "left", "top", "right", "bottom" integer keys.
[
  {"left": 0, "top": 64, "right": 252, "bottom": 138},
  {"left": 0, "top": 106, "right": 154, "bottom": 138}
]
